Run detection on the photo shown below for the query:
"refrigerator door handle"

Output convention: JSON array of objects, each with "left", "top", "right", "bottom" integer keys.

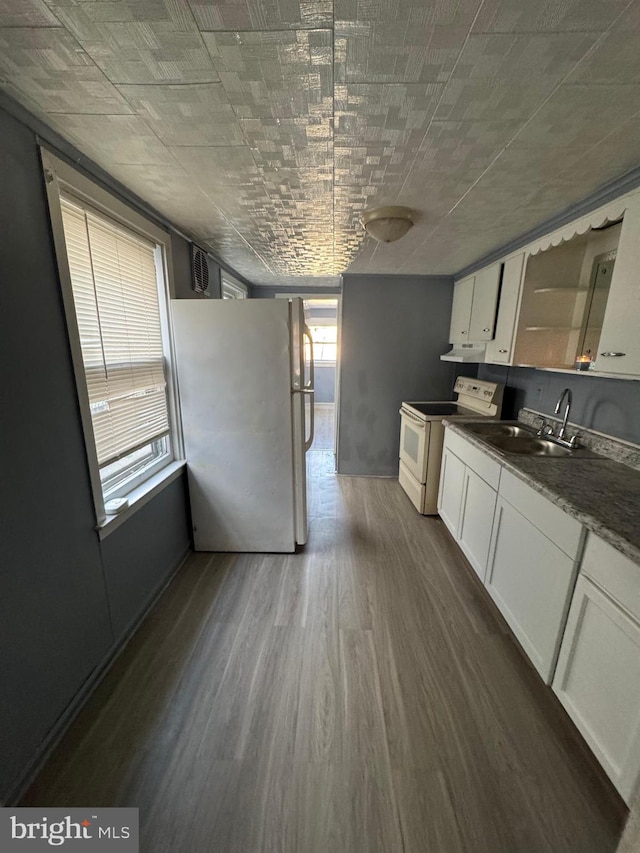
[
  {"left": 302, "top": 325, "right": 315, "bottom": 451},
  {"left": 303, "top": 324, "right": 315, "bottom": 391},
  {"left": 303, "top": 389, "right": 315, "bottom": 451}
]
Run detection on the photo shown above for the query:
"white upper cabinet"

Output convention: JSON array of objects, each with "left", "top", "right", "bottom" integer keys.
[
  {"left": 485, "top": 253, "right": 525, "bottom": 365},
  {"left": 449, "top": 264, "right": 500, "bottom": 344},
  {"left": 467, "top": 188, "right": 640, "bottom": 376},
  {"left": 593, "top": 194, "right": 640, "bottom": 376},
  {"left": 449, "top": 276, "right": 474, "bottom": 343},
  {"left": 469, "top": 263, "right": 501, "bottom": 341}
]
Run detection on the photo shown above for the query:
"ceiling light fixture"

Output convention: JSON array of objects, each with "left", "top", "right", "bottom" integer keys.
[{"left": 361, "top": 206, "right": 415, "bottom": 243}]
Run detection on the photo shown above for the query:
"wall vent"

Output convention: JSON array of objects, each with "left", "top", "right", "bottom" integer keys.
[{"left": 191, "top": 245, "right": 210, "bottom": 296}]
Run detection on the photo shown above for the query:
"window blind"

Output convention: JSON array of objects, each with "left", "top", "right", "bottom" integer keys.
[{"left": 60, "top": 197, "right": 169, "bottom": 467}]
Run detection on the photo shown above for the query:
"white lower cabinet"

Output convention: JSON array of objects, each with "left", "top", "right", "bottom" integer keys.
[
  {"left": 553, "top": 536, "right": 640, "bottom": 805},
  {"left": 438, "top": 447, "right": 466, "bottom": 538},
  {"left": 485, "top": 496, "right": 580, "bottom": 683},
  {"left": 484, "top": 470, "right": 584, "bottom": 684},
  {"left": 458, "top": 468, "right": 497, "bottom": 581},
  {"left": 439, "top": 428, "right": 640, "bottom": 803},
  {"left": 439, "top": 433, "right": 583, "bottom": 678},
  {"left": 438, "top": 430, "right": 500, "bottom": 581}
]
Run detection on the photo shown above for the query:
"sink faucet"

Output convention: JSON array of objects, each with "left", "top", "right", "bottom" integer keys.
[{"left": 554, "top": 388, "right": 573, "bottom": 439}]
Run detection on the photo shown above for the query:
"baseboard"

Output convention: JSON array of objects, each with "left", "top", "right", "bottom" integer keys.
[{"left": 4, "top": 546, "right": 191, "bottom": 806}]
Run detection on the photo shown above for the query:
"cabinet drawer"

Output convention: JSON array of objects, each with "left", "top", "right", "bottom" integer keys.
[
  {"left": 443, "top": 429, "right": 501, "bottom": 489},
  {"left": 499, "top": 470, "right": 583, "bottom": 558},
  {"left": 581, "top": 533, "right": 640, "bottom": 623}
]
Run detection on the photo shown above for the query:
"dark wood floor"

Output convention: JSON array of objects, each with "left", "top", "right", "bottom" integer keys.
[{"left": 22, "top": 440, "right": 627, "bottom": 851}]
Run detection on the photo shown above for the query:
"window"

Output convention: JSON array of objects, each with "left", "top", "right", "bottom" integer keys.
[
  {"left": 60, "top": 197, "right": 172, "bottom": 496},
  {"left": 307, "top": 324, "right": 338, "bottom": 363},
  {"left": 43, "top": 151, "right": 179, "bottom": 529},
  {"left": 221, "top": 275, "right": 248, "bottom": 299}
]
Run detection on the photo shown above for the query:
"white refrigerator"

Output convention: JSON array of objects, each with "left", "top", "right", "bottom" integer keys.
[{"left": 171, "top": 297, "right": 314, "bottom": 553}]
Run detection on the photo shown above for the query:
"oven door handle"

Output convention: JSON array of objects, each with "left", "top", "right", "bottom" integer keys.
[{"left": 399, "top": 408, "right": 426, "bottom": 429}]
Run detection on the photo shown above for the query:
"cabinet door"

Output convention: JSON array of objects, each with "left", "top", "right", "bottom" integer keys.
[
  {"left": 458, "top": 468, "right": 497, "bottom": 581},
  {"left": 486, "top": 497, "right": 578, "bottom": 683},
  {"left": 553, "top": 575, "right": 640, "bottom": 805},
  {"left": 596, "top": 195, "right": 640, "bottom": 376},
  {"left": 437, "top": 448, "right": 465, "bottom": 538},
  {"left": 485, "top": 253, "right": 525, "bottom": 364},
  {"left": 449, "top": 277, "right": 474, "bottom": 343},
  {"left": 469, "top": 263, "right": 501, "bottom": 341}
]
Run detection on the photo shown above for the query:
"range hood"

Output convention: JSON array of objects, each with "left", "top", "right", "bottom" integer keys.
[{"left": 440, "top": 344, "right": 486, "bottom": 363}]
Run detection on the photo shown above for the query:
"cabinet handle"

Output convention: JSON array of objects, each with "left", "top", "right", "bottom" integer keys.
[
  {"left": 498, "top": 349, "right": 508, "bottom": 353},
  {"left": 600, "top": 351, "right": 625, "bottom": 357},
  {"left": 483, "top": 328, "right": 490, "bottom": 332},
  {"left": 461, "top": 330, "right": 467, "bottom": 335}
]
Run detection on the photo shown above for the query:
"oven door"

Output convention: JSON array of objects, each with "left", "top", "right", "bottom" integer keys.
[{"left": 399, "top": 407, "right": 431, "bottom": 483}]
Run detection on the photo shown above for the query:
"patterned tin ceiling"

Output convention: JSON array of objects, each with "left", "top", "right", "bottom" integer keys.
[{"left": 1, "top": 0, "right": 640, "bottom": 286}]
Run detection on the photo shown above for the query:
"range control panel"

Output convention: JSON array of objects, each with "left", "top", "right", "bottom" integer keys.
[{"left": 454, "top": 377, "right": 504, "bottom": 410}]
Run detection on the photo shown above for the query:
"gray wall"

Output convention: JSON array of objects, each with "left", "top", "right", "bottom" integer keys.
[
  {"left": 0, "top": 104, "right": 192, "bottom": 803},
  {"left": 478, "top": 363, "right": 640, "bottom": 444},
  {"left": 337, "top": 275, "right": 457, "bottom": 476},
  {"left": 100, "top": 479, "right": 189, "bottom": 639},
  {"left": 315, "top": 364, "right": 335, "bottom": 403}
]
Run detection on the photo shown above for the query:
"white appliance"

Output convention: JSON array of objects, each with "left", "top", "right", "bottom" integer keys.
[
  {"left": 398, "top": 377, "right": 503, "bottom": 515},
  {"left": 440, "top": 344, "right": 487, "bottom": 362},
  {"left": 171, "top": 297, "right": 314, "bottom": 553}
]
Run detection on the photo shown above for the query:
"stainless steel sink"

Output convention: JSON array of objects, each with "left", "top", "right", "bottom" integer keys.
[
  {"left": 484, "top": 434, "right": 599, "bottom": 458},
  {"left": 486, "top": 435, "right": 574, "bottom": 456},
  {"left": 463, "top": 422, "right": 535, "bottom": 439},
  {"left": 462, "top": 421, "right": 600, "bottom": 458}
]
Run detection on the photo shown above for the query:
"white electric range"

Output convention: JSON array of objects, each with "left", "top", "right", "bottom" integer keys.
[{"left": 398, "top": 377, "right": 503, "bottom": 515}]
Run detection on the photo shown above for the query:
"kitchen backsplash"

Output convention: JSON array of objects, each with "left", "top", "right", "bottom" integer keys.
[{"left": 478, "top": 363, "right": 640, "bottom": 446}]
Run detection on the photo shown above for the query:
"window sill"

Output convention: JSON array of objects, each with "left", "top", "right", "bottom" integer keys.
[{"left": 97, "top": 460, "right": 186, "bottom": 540}]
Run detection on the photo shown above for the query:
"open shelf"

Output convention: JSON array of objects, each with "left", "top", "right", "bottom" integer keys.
[{"left": 514, "top": 222, "right": 622, "bottom": 369}]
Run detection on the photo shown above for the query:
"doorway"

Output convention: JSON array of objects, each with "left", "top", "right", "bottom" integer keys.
[
  {"left": 303, "top": 298, "right": 338, "bottom": 452},
  {"left": 275, "top": 292, "right": 340, "bottom": 460}
]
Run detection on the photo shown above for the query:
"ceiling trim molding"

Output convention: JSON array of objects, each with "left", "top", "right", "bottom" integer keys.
[
  {"left": 0, "top": 90, "right": 254, "bottom": 290},
  {"left": 251, "top": 284, "right": 343, "bottom": 297},
  {"left": 455, "top": 163, "right": 640, "bottom": 281},
  {"left": 342, "top": 274, "right": 454, "bottom": 284}
]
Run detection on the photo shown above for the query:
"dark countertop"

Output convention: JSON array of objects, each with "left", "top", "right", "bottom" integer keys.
[{"left": 443, "top": 419, "right": 640, "bottom": 565}]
